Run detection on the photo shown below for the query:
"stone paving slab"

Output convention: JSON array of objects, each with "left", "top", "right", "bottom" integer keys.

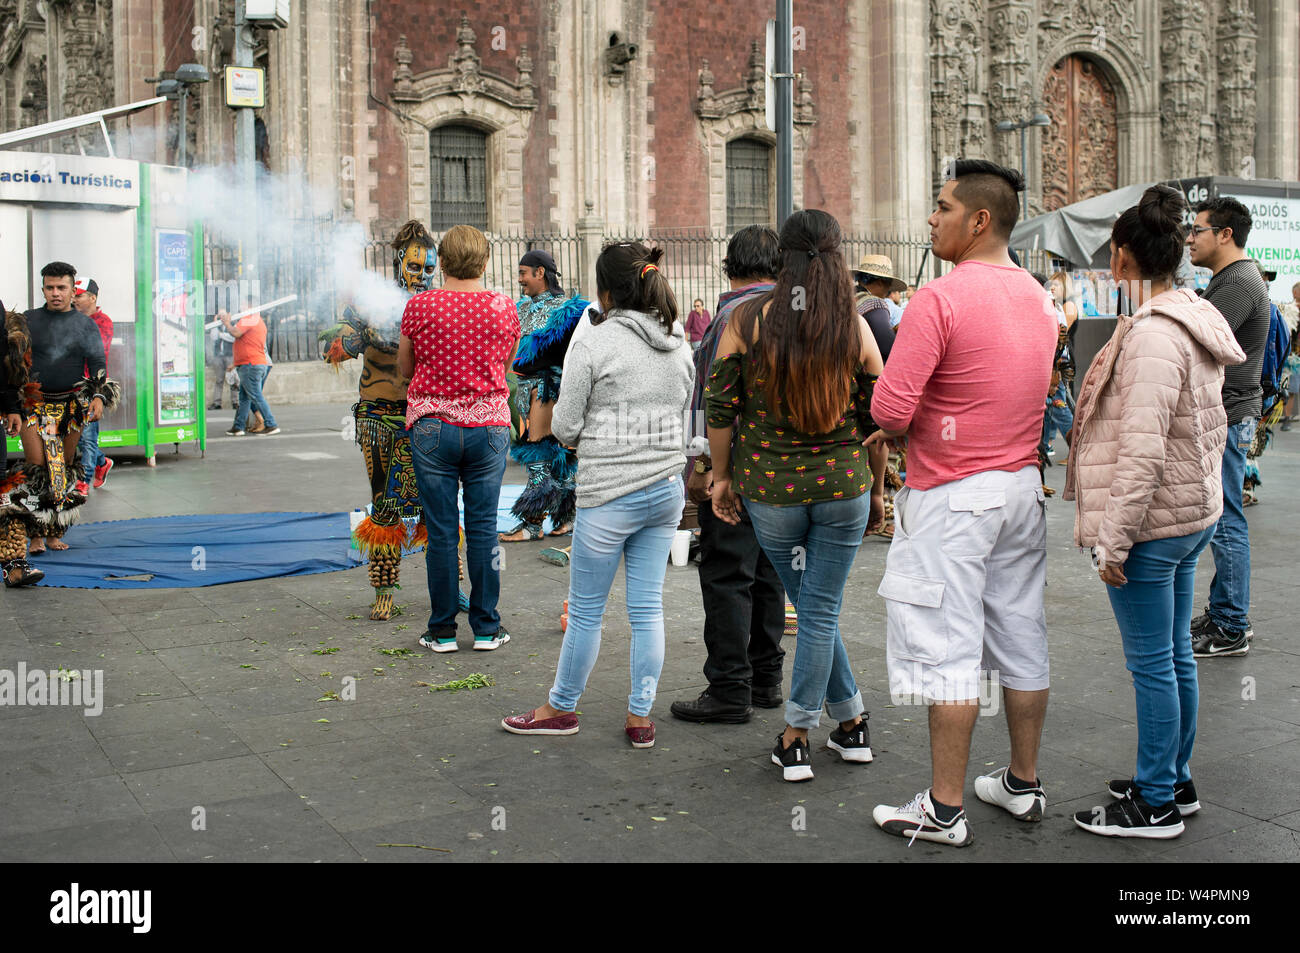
[{"left": 1, "top": 402, "right": 1296, "bottom": 862}]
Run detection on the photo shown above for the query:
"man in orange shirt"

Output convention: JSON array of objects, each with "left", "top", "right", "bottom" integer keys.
[{"left": 219, "top": 309, "right": 279, "bottom": 436}]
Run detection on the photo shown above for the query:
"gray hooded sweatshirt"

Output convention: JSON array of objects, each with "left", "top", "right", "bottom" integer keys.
[{"left": 552, "top": 308, "right": 695, "bottom": 508}]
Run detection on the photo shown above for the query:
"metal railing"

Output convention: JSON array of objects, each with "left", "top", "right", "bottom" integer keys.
[
  {"left": 203, "top": 221, "right": 344, "bottom": 363},
  {"left": 204, "top": 224, "right": 1058, "bottom": 363}
]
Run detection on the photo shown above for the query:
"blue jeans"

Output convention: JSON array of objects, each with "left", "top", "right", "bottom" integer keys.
[
  {"left": 745, "top": 494, "right": 869, "bottom": 730},
  {"left": 410, "top": 417, "right": 510, "bottom": 637},
  {"left": 1208, "top": 417, "right": 1255, "bottom": 631},
  {"left": 233, "top": 364, "right": 277, "bottom": 431},
  {"left": 1041, "top": 380, "right": 1075, "bottom": 448},
  {"left": 1105, "top": 525, "right": 1215, "bottom": 808},
  {"left": 549, "top": 476, "right": 684, "bottom": 717},
  {"left": 77, "top": 419, "right": 107, "bottom": 476}
]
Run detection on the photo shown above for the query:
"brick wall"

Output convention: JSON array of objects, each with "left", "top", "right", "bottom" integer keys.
[
  {"left": 645, "top": 0, "right": 852, "bottom": 229},
  {"left": 370, "top": 3, "right": 555, "bottom": 232},
  {"left": 161, "top": 0, "right": 195, "bottom": 71}
]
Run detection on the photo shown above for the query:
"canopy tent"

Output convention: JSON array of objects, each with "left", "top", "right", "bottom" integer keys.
[
  {"left": 0, "top": 96, "right": 167, "bottom": 157},
  {"left": 1010, "top": 183, "right": 1153, "bottom": 269}
]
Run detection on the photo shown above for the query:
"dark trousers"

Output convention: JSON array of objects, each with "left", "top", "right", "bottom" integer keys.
[{"left": 697, "top": 500, "right": 787, "bottom": 705}]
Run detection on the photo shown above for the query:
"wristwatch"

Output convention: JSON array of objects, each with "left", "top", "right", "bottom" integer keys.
[{"left": 694, "top": 458, "right": 711, "bottom": 474}]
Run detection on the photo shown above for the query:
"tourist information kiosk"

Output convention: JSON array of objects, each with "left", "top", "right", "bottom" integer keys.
[{"left": 0, "top": 153, "right": 205, "bottom": 465}]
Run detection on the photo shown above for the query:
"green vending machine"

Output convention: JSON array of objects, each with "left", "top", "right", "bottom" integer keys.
[{"left": 0, "top": 153, "right": 205, "bottom": 465}]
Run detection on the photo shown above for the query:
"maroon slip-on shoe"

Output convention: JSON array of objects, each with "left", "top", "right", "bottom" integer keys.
[
  {"left": 502, "top": 709, "right": 579, "bottom": 736},
  {"left": 625, "top": 722, "right": 655, "bottom": 749}
]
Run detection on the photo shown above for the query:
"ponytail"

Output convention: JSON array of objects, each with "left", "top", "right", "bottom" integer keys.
[{"left": 596, "top": 242, "right": 679, "bottom": 332}]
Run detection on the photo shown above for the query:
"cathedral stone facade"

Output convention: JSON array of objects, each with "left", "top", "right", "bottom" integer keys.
[{"left": 2, "top": 0, "right": 1296, "bottom": 239}]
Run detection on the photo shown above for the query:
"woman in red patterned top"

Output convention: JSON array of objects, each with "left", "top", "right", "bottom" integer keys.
[{"left": 399, "top": 225, "right": 521, "bottom": 653}]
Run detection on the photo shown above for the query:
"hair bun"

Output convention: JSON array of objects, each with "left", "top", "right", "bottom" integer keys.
[{"left": 1137, "top": 184, "right": 1186, "bottom": 233}]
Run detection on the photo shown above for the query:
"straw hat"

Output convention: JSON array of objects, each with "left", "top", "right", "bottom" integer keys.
[{"left": 851, "top": 254, "right": 906, "bottom": 293}]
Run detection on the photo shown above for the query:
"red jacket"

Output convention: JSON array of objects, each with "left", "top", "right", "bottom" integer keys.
[{"left": 82, "top": 309, "right": 112, "bottom": 376}]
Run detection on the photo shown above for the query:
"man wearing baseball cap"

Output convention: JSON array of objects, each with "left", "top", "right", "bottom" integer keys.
[
  {"left": 500, "top": 249, "right": 588, "bottom": 543},
  {"left": 74, "top": 278, "right": 114, "bottom": 494}
]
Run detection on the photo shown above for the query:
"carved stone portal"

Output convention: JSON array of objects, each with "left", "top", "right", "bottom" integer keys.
[
  {"left": 1042, "top": 54, "right": 1117, "bottom": 211},
  {"left": 930, "top": 0, "right": 988, "bottom": 196}
]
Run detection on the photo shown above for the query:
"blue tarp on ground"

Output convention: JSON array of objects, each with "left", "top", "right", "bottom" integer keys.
[
  {"left": 30, "top": 486, "right": 554, "bottom": 589},
  {"left": 33, "top": 512, "right": 363, "bottom": 589}
]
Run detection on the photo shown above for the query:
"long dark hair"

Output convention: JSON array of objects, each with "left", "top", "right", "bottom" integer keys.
[
  {"left": 595, "top": 242, "right": 678, "bottom": 332},
  {"left": 732, "top": 209, "right": 858, "bottom": 435}
]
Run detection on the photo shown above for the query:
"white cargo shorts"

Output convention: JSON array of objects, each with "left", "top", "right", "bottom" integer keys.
[{"left": 878, "top": 465, "right": 1048, "bottom": 702}]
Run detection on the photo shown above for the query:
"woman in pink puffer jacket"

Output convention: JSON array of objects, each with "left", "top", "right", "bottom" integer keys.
[{"left": 1066, "top": 185, "right": 1245, "bottom": 841}]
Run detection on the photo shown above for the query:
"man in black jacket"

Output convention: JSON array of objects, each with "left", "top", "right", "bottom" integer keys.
[
  {"left": 1186, "top": 198, "right": 1270, "bottom": 657},
  {"left": 19, "top": 262, "right": 118, "bottom": 554}
]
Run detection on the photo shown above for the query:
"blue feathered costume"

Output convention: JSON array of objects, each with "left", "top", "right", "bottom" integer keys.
[{"left": 509, "top": 292, "right": 589, "bottom": 531}]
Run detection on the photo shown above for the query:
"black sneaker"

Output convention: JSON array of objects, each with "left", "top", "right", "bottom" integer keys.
[
  {"left": 1107, "top": 777, "right": 1200, "bottom": 816},
  {"left": 669, "top": 691, "right": 752, "bottom": 724},
  {"left": 1191, "top": 609, "right": 1252, "bottom": 641},
  {"left": 751, "top": 685, "right": 783, "bottom": 709},
  {"left": 1191, "top": 619, "right": 1249, "bottom": 657},
  {"left": 771, "top": 733, "right": 813, "bottom": 782},
  {"left": 225, "top": 427, "right": 245, "bottom": 436},
  {"left": 827, "top": 712, "right": 873, "bottom": 763},
  {"left": 1074, "top": 789, "right": 1183, "bottom": 839}
]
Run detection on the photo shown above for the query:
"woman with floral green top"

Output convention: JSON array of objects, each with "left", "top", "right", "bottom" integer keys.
[{"left": 707, "top": 209, "right": 886, "bottom": 782}]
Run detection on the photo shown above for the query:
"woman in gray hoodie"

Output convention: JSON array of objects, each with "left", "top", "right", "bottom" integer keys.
[{"left": 502, "top": 242, "right": 695, "bottom": 748}]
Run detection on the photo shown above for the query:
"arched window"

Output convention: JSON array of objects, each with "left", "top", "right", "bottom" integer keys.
[
  {"left": 726, "top": 137, "right": 773, "bottom": 230},
  {"left": 429, "top": 124, "right": 489, "bottom": 230}
]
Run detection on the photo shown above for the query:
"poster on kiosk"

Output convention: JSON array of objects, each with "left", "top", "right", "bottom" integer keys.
[{"left": 0, "top": 153, "right": 205, "bottom": 464}]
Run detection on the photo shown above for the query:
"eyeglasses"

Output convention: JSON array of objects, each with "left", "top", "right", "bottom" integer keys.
[{"left": 1187, "top": 225, "right": 1222, "bottom": 237}]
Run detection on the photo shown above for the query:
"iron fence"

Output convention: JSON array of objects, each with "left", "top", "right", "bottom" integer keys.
[
  {"left": 203, "top": 219, "right": 345, "bottom": 363},
  {"left": 203, "top": 224, "right": 1059, "bottom": 364}
]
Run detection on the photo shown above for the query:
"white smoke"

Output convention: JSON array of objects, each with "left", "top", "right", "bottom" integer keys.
[
  {"left": 329, "top": 220, "right": 409, "bottom": 326},
  {"left": 180, "top": 162, "right": 408, "bottom": 329}
]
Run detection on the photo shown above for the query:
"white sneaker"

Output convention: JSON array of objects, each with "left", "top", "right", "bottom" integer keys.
[
  {"left": 975, "top": 766, "right": 1046, "bottom": 822},
  {"left": 872, "top": 789, "right": 972, "bottom": 847},
  {"left": 473, "top": 629, "right": 510, "bottom": 651},
  {"left": 418, "top": 632, "right": 458, "bottom": 653}
]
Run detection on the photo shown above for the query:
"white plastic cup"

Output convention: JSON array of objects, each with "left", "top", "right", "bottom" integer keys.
[{"left": 669, "top": 529, "right": 692, "bottom": 567}]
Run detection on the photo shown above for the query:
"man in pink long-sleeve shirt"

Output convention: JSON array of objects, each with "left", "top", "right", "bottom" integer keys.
[{"left": 868, "top": 160, "right": 1058, "bottom": 848}]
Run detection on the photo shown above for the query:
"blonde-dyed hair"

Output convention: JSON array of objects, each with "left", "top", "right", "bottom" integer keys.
[
  {"left": 1049, "top": 269, "right": 1075, "bottom": 302},
  {"left": 439, "top": 225, "right": 490, "bottom": 279}
]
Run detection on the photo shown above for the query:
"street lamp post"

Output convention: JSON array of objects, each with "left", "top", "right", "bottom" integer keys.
[
  {"left": 147, "top": 64, "right": 210, "bottom": 167},
  {"left": 995, "top": 113, "right": 1051, "bottom": 220}
]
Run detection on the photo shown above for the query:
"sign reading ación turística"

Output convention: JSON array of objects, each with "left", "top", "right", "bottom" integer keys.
[{"left": 0, "top": 153, "right": 140, "bottom": 207}]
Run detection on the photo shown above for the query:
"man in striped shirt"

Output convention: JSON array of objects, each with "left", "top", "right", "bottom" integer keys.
[{"left": 671, "top": 225, "right": 787, "bottom": 725}]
